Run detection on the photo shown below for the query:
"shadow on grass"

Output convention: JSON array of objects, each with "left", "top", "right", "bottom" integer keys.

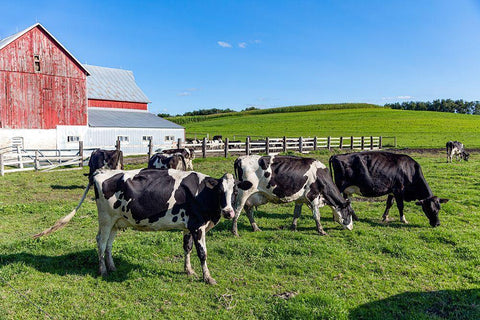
[
  {"left": 51, "top": 184, "right": 86, "bottom": 190},
  {"left": 356, "top": 217, "right": 424, "bottom": 229},
  {"left": 0, "top": 249, "right": 139, "bottom": 282},
  {"left": 349, "top": 289, "right": 480, "bottom": 320}
]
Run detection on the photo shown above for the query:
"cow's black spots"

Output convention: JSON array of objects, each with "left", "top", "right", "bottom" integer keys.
[
  {"left": 113, "top": 200, "right": 121, "bottom": 209},
  {"left": 264, "top": 172, "right": 271, "bottom": 178},
  {"left": 172, "top": 216, "right": 178, "bottom": 223},
  {"left": 258, "top": 156, "right": 271, "bottom": 170},
  {"left": 102, "top": 173, "right": 124, "bottom": 199},
  {"left": 237, "top": 180, "right": 253, "bottom": 190},
  {"left": 123, "top": 215, "right": 128, "bottom": 219},
  {"left": 183, "top": 234, "right": 193, "bottom": 253}
]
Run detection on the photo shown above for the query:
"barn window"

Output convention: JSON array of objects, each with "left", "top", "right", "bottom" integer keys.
[
  {"left": 165, "top": 136, "right": 175, "bottom": 142},
  {"left": 117, "top": 136, "right": 129, "bottom": 143},
  {"left": 67, "top": 136, "right": 80, "bottom": 143},
  {"left": 142, "top": 136, "right": 153, "bottom": 143},
  {"left": 34, "top": 55, "right": 40, "bottom": 72}
]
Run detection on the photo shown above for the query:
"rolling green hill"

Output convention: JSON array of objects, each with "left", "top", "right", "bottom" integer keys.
[{"left": 179, "top": 105, "right": 480, "bottom": 148}]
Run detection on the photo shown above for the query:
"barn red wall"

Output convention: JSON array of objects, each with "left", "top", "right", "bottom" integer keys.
[
  {"left": 0, "top": 26, "right": 87, "bottom": 129},
  {"left": 88, "top": 99, "right": 148, "bottom": 110}
]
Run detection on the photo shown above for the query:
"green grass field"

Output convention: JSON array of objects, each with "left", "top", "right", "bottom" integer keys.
[
  {"left": 182, "top": 107, "right": 480, "bottom": 149},
  {"left": 0, "top": 152, "right": 479, "bottom": 319}
]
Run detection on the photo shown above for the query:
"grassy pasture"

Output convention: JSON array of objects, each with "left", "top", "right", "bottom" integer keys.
[
  {"left": 183, "top": 107, "right": 480, "bottom": 149},
  {"left": 0, "top": 152, "right": 479, "bottom": 319}
]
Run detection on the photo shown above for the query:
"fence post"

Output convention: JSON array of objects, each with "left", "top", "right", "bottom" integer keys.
[
  {"left": 370, "top": 136, "right": 374, "bottom": 150},
  {"left": 34, "top": 150, "right": 40, "bottom": 171},
  {"left": 246, "top": 136, "right": 250, "bottom": 155},
  {"left": 16, "top": 146, "right": 23, "bottom": 169},
  {"left": 361, "top": 136, "right": 365, "bottom": 150},
  {"left": 299, "top": 137, "right": 303, "bottom": 153},
  {"left": 283, "top": 136, "right": 287, "bottom": 153},
  {"left": 116, "top": 139, "right": 121, "bottom": 151},
  {"left": 265, "top": 137, "right": 270, "bottom": 155},
  {"left": 79, "top": 141, "right": 84, "bottom": 167},
  {"left": 224, "top": 137, "right": 229, "bottom": 158},
  {"left": 148, "top": 139, "right": 154, "bottom": 159},
  {"left": 379, "top": 136, "right": 383, "bottom": 149},
  {"left": 202, "top": 137, "right": 207, "bottom": 158},
  {"left": 351, "top": 136, "right": 354, "bottom": 150},
  {"left": 327, "top": 136, "right": 331, "bottom": 150},
  {"left": 0, "top": 153, "right": 4, "bottom": 176},
  {"left": 177, "top": 138, "right": 182, "bottom": 148},
  {"left": 313, "top": 137, "right": 317, "bottom": 151},
  {"left": 339, "top": 137, "right": 343, "bottom": 149}
]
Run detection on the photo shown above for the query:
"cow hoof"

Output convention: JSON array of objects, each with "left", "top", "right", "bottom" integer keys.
[
  {"left": 401, "top": 219, "right": 409, "bottom": 224},
  {"left": 382, "top": 217, "right": 392, "bottom": 223},
  {"left": 232, "top": 230, "right": 240, "bottom": 237},
  {"left": 99, "top": 270, "right": 108, "bottom": 278},
  {"left": 318, "top": 231, "right": 328, "bottom": 236},
  {"left": 204, "top": 277, "right": 217, "bottom": 285},
  {"left": 290, "top": 224, "right": 297, "bottom": 231},
  {"left": 252, "top": 227, "right": 262, "bottom": 232},
  {"left": 186, "top": 269, "right": 196, "bottom": 277},
  {"left": 107, "top": 266, "right": 116, "bottom": 272}
]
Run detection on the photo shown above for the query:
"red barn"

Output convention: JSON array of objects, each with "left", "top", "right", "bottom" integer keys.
[{"left": 0, "top": 23, "right": 184, "bottom": 153}]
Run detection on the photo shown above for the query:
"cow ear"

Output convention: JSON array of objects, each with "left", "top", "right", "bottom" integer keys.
[
  {"left": 204, "top": 177, "right": 219, "bottom": 189},
  {"left": 439, "top": 198, "right": 449, "bottom": 203},
  {"left": 415, "top": 200, "right": 423, "bottom": 206}
]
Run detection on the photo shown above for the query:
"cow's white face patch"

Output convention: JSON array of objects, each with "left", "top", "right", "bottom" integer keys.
[{"left": 221, "top": 173, "right": 236, "bottom": 218}]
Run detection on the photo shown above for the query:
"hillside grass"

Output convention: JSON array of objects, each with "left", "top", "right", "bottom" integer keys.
[
  {"left": 0, "top": 152, "right": 479, "bottom": 319},
  {"left": 182, "top": 107, "right": 480, "bottom": 148}
]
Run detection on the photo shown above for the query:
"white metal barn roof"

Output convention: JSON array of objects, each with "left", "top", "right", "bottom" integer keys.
[
  {"left": 88, "top": 108, "right": 183, "bottom": 129},
  {"left": 84, "top": 64, "right": 151, "bottom": 103}
]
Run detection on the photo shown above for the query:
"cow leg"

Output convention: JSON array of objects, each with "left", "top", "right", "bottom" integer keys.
[
  {"left": 245, "top": 204, "right": 261, "bottom": 232},
  {"left": 382, "top": 194, "right": 395, "bottom": 222},
  {"left": 105, "top": 227, "right": 118, "bottom": 272},
  {"left": 291, "top": 203, "right": 303, "bottom": 231},
  {"left": 183, "top": 231, "right": 195, "bottom": 276},
  {"left": 232, "top": 189, "right": 254, "bottom": 236},
  {"left": 310, "top": 199, "right": 327, "bottom": 236},
  {"left": 96, "top": 223, "right": 114, "bottom": 277},
  {"left": 192, "top": 226, "right": 216, "bottom": 285},
  {"left": 394, "top": 195, "right": 408, "bottom": 224}
]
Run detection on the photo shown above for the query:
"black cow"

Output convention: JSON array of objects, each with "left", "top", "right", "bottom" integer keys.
[
  {"left": 329, "top": 151, "right": 449, "bottom": 227},
  {"left": 160, "top": 148, "right": 195, "bottom": 170},
  {"left": 232, "top": 155, "right": 355, "bottom": 236},
  {"left": 148, "top": 153, "right": 186, "bottom": 170},
  {"left": 34, "top": 169, "right": 243, "bottom": 284},
  {"left": 446, "top": 141, "right": 469, "bottom": 163}
]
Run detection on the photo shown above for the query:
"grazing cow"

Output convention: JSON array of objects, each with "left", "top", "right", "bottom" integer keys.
[
  {"left": 232, "top": 155, "right": 355, "bottom": 236},
  {"left": 86, "top": 149, "right": 124, "bottom": 182},
  {"left": 329, "top": 151, "right": 449, "bottom": 227},
  {"left": 160, "top": 148, "right": 195, "bottom": 170},
  {"left": 446, "top": 141, "right": 469, "bottom": 163},
  {"left": 148, "top": 153, "right": 186, "bottom": 170},
  {"left": 34, "top": 169, "right": 241, "bottom": 284}
]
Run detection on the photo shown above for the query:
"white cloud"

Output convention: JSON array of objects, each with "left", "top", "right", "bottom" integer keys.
[
  {"left": 253, "top": 39, "right": 262, "bottom": 44},
  {"left": 177, "top": 88, "right": 199, "bottom": 97},
  {"left": 217, "top": 41, "right": 232, "bottom": 48},
  {"left": 238, "top": 42, "right": 247, "bottom": 48},
  {"left": 382, "top": 95, "right": 414, "bottom": 100},
  {"left": 397, "top": 95, "right": 413, "bottom": 99}
]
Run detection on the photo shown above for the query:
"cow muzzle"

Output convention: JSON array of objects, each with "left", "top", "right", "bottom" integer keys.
[{"left": 222, "top": 208, "right": 235, "bottom": 219}]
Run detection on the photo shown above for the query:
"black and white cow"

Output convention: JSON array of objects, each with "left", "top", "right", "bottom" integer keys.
[
  {"left": 148, "top": 153, "right": 186, "bottom": 170},
  {"left": 34, "top": 169, "right": 240, "bottom": 284},
  {"left": 86, "top": 149, "right": 124, "bottom": 182},
  {"left": 160, "top": 148, "right": 195, "bottom": 170},
  {"left": 446, "top": 141, "right": 469, "bottom": 163},
  {"left": 329, "top": 151, "right": 449, "bottom": 227},
  {"left": 232, "top": 155, "right": 355, "bottom": 236}
]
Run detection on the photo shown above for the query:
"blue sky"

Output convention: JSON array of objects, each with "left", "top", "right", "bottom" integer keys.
[{"left": 2, "top": 0, "right": 480, "bottom": 115}]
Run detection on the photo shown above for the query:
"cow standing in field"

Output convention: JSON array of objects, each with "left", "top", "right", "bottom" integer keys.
[
  {"left": 329, "top": 151, "right": 448, "bottom": 227},
  {"left": 34, "top": 169, "right": 243, "bottom": 284},
  {"left": 160, "top": 148, "right": 195, "bottom": 170},
  {"left": 232, "top": 155, "right": 355, "bottom": 236},
  {"left": 148, "top": 153, "right": 187, "bottom": 170},
  {"left": 446, "top": 141, "right": 469, "bottom": 163}
]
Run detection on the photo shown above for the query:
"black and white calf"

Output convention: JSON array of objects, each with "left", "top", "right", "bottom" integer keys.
[
  {"left": 232, "top": 155, "right": 355, "bottom": 236},
  {"left": 329, "top": 151, "right": 448, "bottom": 227},
  {"left": 160, "top": 148, "right": 195, "bottom": 170},
  {"left": 34, "top": 169, "right": 239, "bottom": 284},
  {"left": 148, "top": 153, "right": 187, "bottom": 170},
  {"left": 446, "top": 141, "right": 469, "bottom": 163}
]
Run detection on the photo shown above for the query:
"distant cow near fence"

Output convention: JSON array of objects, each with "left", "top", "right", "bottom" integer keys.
[
  {"left": 148, "top": 153, "right": 187, "bottom": 170},
  {"left": 86, "top": 149, "right": 124, "bottom": 182},
  {"left": 446, "top": 141, "right": 469, "bottom": 163},
  {"left": 159, "top": 148, "right": 195, "bottom": 170}
]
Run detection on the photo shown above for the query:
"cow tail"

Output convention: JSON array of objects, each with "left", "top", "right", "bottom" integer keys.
[
  {"left": 33, "top": 183, "right": 91, "bottom": 238},
  {"left": 328, "top": 156, "right": 334, "bottom": 182},
  {"left": 233, "top": 158, "right": 241, "bottom": 180},
  {"left": 180, "top": 155, "right": 187, "bottom": 171}
]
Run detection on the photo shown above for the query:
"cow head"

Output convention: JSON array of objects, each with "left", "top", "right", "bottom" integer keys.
[
  {"left": 332, "top": 199, "right": 354, "bottom": 230},
  {"left": 205, "top": 173, "right": 237, "bottom": 219},
  {"left": 415, "top": 196, "right": 449, "bottom": 227},
  {"left": 462, "top": 151, "right": 470, "bottom": 161}
]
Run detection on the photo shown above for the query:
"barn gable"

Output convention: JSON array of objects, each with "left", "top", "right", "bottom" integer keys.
[{"left": 0, "top": 23, "right": 88, "bottom": 129}]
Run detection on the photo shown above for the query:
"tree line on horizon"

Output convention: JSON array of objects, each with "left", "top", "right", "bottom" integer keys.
[
  {"left": 157, "top": 107, "right": 258, "bottom": 118},
  {"left": 385, "top": 99, "right": 480, "bottom": 115}
]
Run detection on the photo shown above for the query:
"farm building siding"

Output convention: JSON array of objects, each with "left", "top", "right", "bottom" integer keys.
[
  {"left": 88, "top": 99, "right": 148, "bottom": 110},
  {"left": 0, "top": 24, "right": 87, "bottom": 129}
]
